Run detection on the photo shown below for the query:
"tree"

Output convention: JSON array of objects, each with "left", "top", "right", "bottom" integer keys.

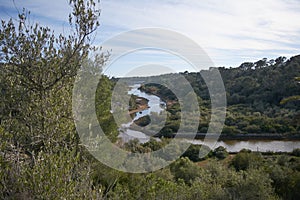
[
  {"left": 280, "top": 77, "right": 300, "bottom": 104},
  {"left": 275, "top": 56, "right": 286, "bottom": 66},
  {"left": 254, "top": 58, "right": 267, "bottom": 69},
  {"left": 0, "top": 0, "right": 102, "bottom": 154},
  {"left": 0, "top": 0, "right": 105, "bottom": 198},
  {"left": 228, "top": 169, "right": 276, "bottom": 200},
  {"left": 181, "top": 144, "right": 207, "bottom": 162},
  {"left": 239, "top": 62, "right": 254, "bottom": 71}
]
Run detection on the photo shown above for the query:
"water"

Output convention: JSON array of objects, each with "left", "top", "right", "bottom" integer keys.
[
  {"left": 119, "top": 129, "right": 151, "bottom": 144},
  {"left": 118, "top": 84, "right": 300, "bottom": 152},
  {"left": 128, "top": 84, "right": 165, "bottom": 120},
  {"left": 118, "top": 84, "right": 165, "bottom": 142},
  {"left": 186, "top": 139, "right": 300, "bottom": 152}
]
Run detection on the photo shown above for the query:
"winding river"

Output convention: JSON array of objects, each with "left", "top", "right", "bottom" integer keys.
[
  {"left": 118, "top": 84, "right": 165, "bottom": 143},
  {"left": 118, "top": 84, "right": 300, "bottom": 152}
]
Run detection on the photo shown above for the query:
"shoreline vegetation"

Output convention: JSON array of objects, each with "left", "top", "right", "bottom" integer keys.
[
  {"left": 128, "top": 96, "right": 149, "bottom": 115},
  {"left": 129, "top": 56, "right": 300, "bottom": 138},
  {"left": 131, "top": 86, "right": 300, "bottom": 141},
  {"left": 129, "top": 120, "right": 300, "bottom": 141}
]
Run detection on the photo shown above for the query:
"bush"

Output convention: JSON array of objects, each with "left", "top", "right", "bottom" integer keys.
[
  {"left": 213, "top": 146, "right": 229, "bottom": 160},
  {"left": 231, "top": 151, "right": 262, "bottom": 171},
  {"left": 170, "top": 157, "right": 202, "bottom": 184},
  {"left": 133, "top": 115, "right": 151, "bottom": 127},
  {"left": 277, "top": 155, "right": 290, "bottom": 166},
  {"left": 182, "top": 144, "right": 211, "bottom": 162},
  {"left": 292, "top": 148, "right": 300, "bottom": 157}
]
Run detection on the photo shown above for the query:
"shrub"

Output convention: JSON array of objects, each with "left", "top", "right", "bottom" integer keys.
[
  {"left": 213, "top": 146, "right": 229, "bottom": 160},
  {"left": 292, "top": 148, "right": 300, "bottom": 157}
]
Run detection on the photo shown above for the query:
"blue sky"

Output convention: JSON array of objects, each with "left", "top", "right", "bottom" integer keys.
[{"left": 1, "top": 0, "right": 300, "bottom": 77}]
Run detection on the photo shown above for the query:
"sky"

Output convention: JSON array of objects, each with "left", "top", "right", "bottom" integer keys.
[{"left": 1, "top": 0, "right": 300, "bottom": 77}]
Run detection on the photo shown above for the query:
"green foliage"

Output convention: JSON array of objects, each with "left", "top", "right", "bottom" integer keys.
[
  {"left": 0, "top": 1, "right": 106, "bottom": 199},
  {"left": 280, "top": 76, "right": 300, "bottom": 104},
  {"left": 181, "top": 144, "right": 202, "bottom": 162},
  {"left": 0, "top": 0, "right": 103, "bottom": 153},
  {"left": 213, "top": 146, "right": 229, "bottom": 160},
  {"left": 95, "top": 75, "right": 119, "bottom": 142},
  {"left": 227, "top": 169, "right": 277, "bottom": 200},
  {"left": 142, "top": 137, "right": 165, "bottom": 151},
  {"left": 292, "top": 148, "right": 300, "bottom": 157},
  {"left": 181, "top": 144, "right": 211, "bottom": 162},
  {"left": 19, "top": 150, "right": 102, "bottom": 199},
  {"left": 1, "top": 1, "right": 300, "bottom": 199},
  {"left": 281, "top": 95, "right": 300, "bottom": 104},
  {"left": 269, "top": 164, "right": 300, "bottom": 199},
  {"left": 170, "top": 157, "right": 202, "bottom": 184},
  {"left": 135, "top": 57, "right": 300, "bottom": 137},
  {"left": 231, "top": 150, "right": 263, "bottom": 171},
  {"left": 133, "top": 115, "right": 151, "bottom": 127},
  {"left": 277, "top": 154, "right": 290, "bottom": 166},
  {"left": 124, "top": 139, "right": 147, "bottom": 153}
]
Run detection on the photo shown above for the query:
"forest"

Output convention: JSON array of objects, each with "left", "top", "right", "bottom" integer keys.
[
  {"left": 0, "top": 0, "right": 300, "bottom": 199},
  {"left": 138, "top": 56, "right": 300, "bottom": 138}
]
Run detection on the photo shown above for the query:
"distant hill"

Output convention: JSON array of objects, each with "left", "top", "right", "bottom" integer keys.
[{"left": 123, "top": 55, "right": 300, "bottom": 137}]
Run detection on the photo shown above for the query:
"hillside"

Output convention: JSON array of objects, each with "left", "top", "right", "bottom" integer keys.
[{"left": 137, "top": 55, "right": 300, "bottom": 137}]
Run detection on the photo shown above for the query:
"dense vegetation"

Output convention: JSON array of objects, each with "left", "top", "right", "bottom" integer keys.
[
  {"left": 0, "top": 1, "right": 300, "bottom": 199},
  {"left": 138, "top": 57, "right": 300, "bottom": 137}
]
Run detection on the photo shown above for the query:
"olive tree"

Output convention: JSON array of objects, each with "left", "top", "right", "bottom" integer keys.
[
  {"left": 0, "top": 0, "right": 106, "bottom": 198},
  {"left": 0, "top": 0, "right": 103, "bottom": 156}
]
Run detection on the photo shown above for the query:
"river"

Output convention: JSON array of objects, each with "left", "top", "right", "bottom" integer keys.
[
  {"left": 118, "top": 84, "right": 165, "bottom": 143},
  {"left": 118, "top": 84, "right": 300, "bottom": 152}
]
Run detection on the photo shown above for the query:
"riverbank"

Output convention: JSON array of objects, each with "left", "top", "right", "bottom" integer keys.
[
  {"left": 138, "top": 82, "right": 300, "bottom": 138},
  {"left": 129, "top": 126, "right": 300, "bottom": 141},
  {"left": 128, "top": 96, "right": 149, "bottom": 115},
  {"left": 127, "top": 90, "right": 300, "bottom": 141},
  {"left": 126, "top": 124, "right": 300, "bottom": 141},
  {"left": 119, "top": 84, "right": 300, "bottom": 153},
  {"left": 177, "top": 133, "right": 300, "bottom": 141}
]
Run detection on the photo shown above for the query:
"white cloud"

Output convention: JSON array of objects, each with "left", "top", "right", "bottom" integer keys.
[
  {"left": 100, "top": 0, "right": 300, "bottom": 66},
  {"left": 3, "top": 0, "right": 71, "bottom": 21},
  {"left": 0, "top": 0, "right": 73, "bottom": 34},
  {"left": 1, "top": 0, "right": 299, "bottom": 69}
]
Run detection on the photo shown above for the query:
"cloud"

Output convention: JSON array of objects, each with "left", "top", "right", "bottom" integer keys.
[
  {"left": 0, "top": 0, "right": 72, "bottom": 34},
  {"left": 99, "top": 28, "right": 214, "bottom": 77},
  {"left": 100, "top": 0, "right": 300, "bottom": 67},
  {"left": 1, "top": 0, "right": 299, "bottom": 70},
  {"left": 0, "top": 0, "right": 71, "bottom": 21}
]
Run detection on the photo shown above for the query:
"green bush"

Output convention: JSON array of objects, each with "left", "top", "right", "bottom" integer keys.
[
  {"left": 213, "top": 146, "right": 229, "bottom": 160},
  {"left": 182, "top": 144, "right": 211, "bottom": 162},
  {"left": 231, "top": 151, "right": 263, "bottom": 171},
  {"left": 292, "top": 148, "right": 300, "bottom": 157}
]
